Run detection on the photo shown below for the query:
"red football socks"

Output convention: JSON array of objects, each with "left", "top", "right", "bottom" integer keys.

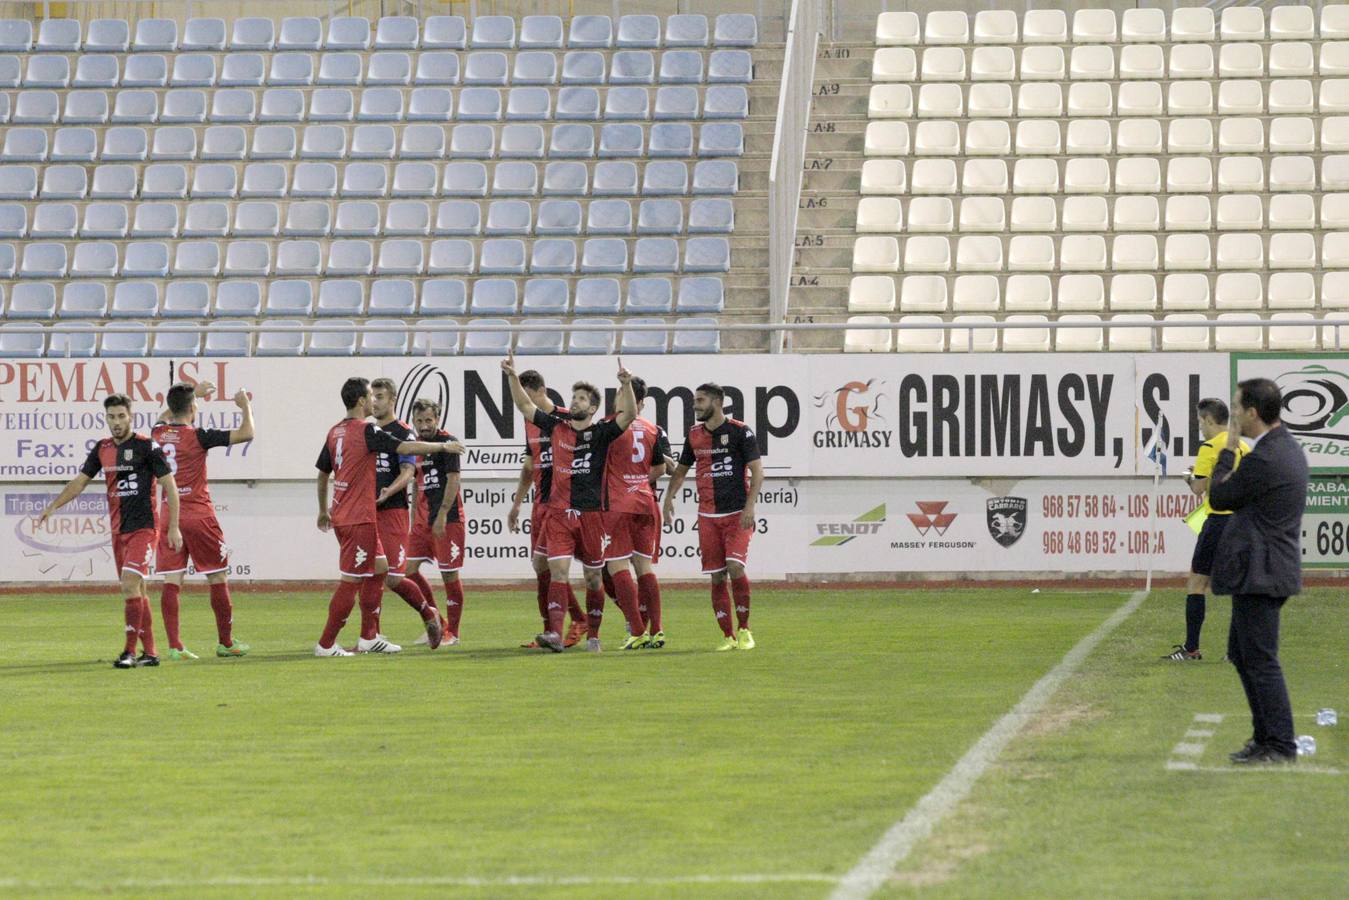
[
  {"left": 535, "top": 571, "right": 551, "bottom": 628},
  {"left": 138, "top": 596, "right": 158, "bottom": 657},
  {"left": 319, "top": 581, "right": 360, "bottom": 648},
  {"left": 408, "top": 570, "right": 437, "bottom": 616},
  {"left": 443, "top": 579, "right": 465, "bottom": 636},
  {"left": 609, "top": 569, "right": 645, "bottom": 635},
  {"left": 391, "top": 577, "right": 435, "bottom": 622},
  {"left": 123, "top": 597, "right": 141, "bottom": 654},
  {"left": 566, "top": 583, "right": 584, "bottom": 624},
  {"left": 160, "top": 582, "right": 182, "bottom": 650},
  {"left": 731, "top": 576, "right": 752, "bottom": 630},
  {"left": 585, "top": 584, "right": 605, "bottom": 639},
  {"left": 357, "top": 577, "right": 384, "bottom": 640},
  {"left": 545, "top": 581, "right": 570, "bottom": 635},
  {"left": 209, "top": 582, "right": 234, "bottom": 647},
  {"left": 711, "top": 580, "right": 734, "bottom": 637},
  {"left": 601, "top": 567, "right": 616, "bottom": 600},
  {"left": 638, "top": 573, "right": 662, "bottom": 633}
]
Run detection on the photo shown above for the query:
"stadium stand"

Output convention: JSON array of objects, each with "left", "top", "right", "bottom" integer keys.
[
  {"left": 0, "top": 13, "right": 767, "bottom": 355},
  {"left": 787, "top": 5, "right": 1349, "bottom": 351}
]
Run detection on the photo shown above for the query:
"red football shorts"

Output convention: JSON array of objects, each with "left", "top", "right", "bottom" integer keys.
[
  {"left": 546, "top": 508, "right": 608, "bottom": 569},
  {"left": 698, "top": 513, "right": 752, "bottom": 574},
  {"left": 434, "top": 521, "right": 467, "bottom": 573},
  {"left": 530, "top": 503, "right": 552, "bottom": 556},
  {"left": 376, "top": 507, "right": 412, "bottom": 570},
  {"left": 628, "top": 495, "right": 662, "bottom": 561},
  {"left": 334, "top": 523, "right": 385, "bottom": 578},
  {"left": 156, "top": 515, "right": 230, "bottom": 575},
  {"left": 600, "top": 510, "right": 652, "bottom": 563},
  {"left": 114, "top": 528, "right": 157, "bottom": 578},
  {"left": 407, "top": 522, "right": 435, "bottom": 563}
]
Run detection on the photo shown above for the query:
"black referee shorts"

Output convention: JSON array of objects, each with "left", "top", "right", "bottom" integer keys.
[{"left": 1190, "top": 514, "right": 1230, "bottom": 576}]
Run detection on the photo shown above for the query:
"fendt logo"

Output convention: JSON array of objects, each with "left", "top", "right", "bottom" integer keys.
[
  {"left": 811, "top": 504, "right": 886, "bottom": 547},
  {"left": 811, "top": 379, "right": 893, "bottom": 448}
]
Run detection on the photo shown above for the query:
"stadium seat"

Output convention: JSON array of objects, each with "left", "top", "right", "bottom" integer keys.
[
  {"left": 618, "top": 15, "right": 661, "bottom": 48},
  {"left": 523, "top": 279, "right": 570, "bottom": 315},
  {"left": 844, "top": 315, "right": 893, "bottom": 353},
  {"left": 621, "top": 318, "right": 670, "bottom": 354},
  {"left": 101, "top": 324, "right": 151, "bottom": 358},
  {"left": 462, "top": 319, "right": 513, "bottom": 355},
  {"left": 0, "top": 324, "right": 45, "bottom": 357},
  {"left": 7, "top": 282, "right": 56, "bottom": 318},
  {"left": 516, "top": 319, "right": 565, "bottom": 355},
  {"left": 569, "top": 319, "right": 616, "bottom": 354},
  {"left": 308, "top": 320, "right": 358, "bottom": 356},
  {"left": 627, "top": 278, "right": 674, "bottom": 314},
  {"left": 574, "top": 278, "right": 622, "bottom": 314},
  {"left": 421, "top": 280, "right": 468, "bottom": 316},
  {"left": 672, "top": 317, "right": 720, "bottom": 353},
  {"left": 360, "top": 322, "right": 410, "bottom": 356},
  {"left": 569, "top": 16, "right": 613, "bottom": 49}
]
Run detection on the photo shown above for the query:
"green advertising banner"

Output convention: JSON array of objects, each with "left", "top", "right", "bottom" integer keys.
[{"left": 1303, "top": 478, "right": 1349, "bottom": 569}]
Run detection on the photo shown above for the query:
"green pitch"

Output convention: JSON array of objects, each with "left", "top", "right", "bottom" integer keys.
[{"left": 0, "top": 586, "right": 1343, "bottom": 897}]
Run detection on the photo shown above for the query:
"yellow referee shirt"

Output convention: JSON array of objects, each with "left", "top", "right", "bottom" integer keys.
[{"left": 1193, "top": 432, "right": 1249, "bottom": 516}]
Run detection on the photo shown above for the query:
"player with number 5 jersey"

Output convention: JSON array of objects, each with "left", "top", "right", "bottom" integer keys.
[{"left": 663, "top": 382, "right": 765, "bottom": 651}]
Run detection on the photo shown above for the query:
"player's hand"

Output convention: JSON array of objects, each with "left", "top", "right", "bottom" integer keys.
[
  {"left": 662, "top": 497, "right": 675, "bottom": 522},
  {"left": 233, "top": 388, "right": 250, "bottom": 409},
  {"left": 433, "top": 518, "right": 447, "bottom": 538},
  {"left": 375, "top": 486, "right": 395, "bottom": 505},
  {"left": 167, "top": 527, "right": 183, "bottom": 551},
  {"left": 443, "top": 440, "right": 465, "bottom": 455},
  {"left": 507, "top": 503, "right": 521, "bottom": 533},
  {"left": 500, "top": 352, "right": 516, "bottom": 377},
  {"left": 1226, "top": 414, "right": 1241, "bottom": 448},
  {"left": 616, "top": 356, "right": 632, "bottom": 384},
  {"left": 740, "top": 506, "right": 756, "bottom": 531},
  {"left": 193, "top": 381, "right": 215, "bottom": 399},
  {"left": 317, "top": 512, "right": 331, "bottom": 532}
]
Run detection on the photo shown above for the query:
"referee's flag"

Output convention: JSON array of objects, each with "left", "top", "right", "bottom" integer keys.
[{"left": 1144, "top": 414, "right": 1170, "bottom": 476}]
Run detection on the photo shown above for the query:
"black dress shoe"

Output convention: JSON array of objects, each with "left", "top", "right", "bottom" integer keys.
[
  {"left": 1232, "top": 746, "right": 1296, "bottom": 765},
  {"left": 1228, "top": 739, "right": 1261, "bottom": 762}
]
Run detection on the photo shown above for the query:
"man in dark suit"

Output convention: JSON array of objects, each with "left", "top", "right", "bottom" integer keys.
[{"left": 1208, "top": 378, "right": 1308, "bottom": 764}]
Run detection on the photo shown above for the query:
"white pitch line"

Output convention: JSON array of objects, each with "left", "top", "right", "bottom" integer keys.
[
  {"left": 1172, "top": 742, "right": 1206, "bottom": 757},
  {"left": 1165, "top": 763, "right": 1342, "bottom": 776},
  {"left": 1193, "top": 713, "right": 1225, "bottom": 724},
  {"left": 0, "top": 874, "right": 841, "bottom": 890},
  {"left": 830, "top": 589, "right": 1149, "bottom": 900}
]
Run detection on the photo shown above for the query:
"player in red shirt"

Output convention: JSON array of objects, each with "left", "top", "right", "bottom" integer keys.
[
  {"left": 37, "top": 393, "right": 183, "bottom": 668},
  {"left": 502, "top": 354, "right": 644, "bottom": 652},
  {"left": 405, "top": 397, "right": 469, "bottom": 645},
  {"left": 152, "top": 381, "right": 254, "bottom": 660},
  {"left": 370, "top": 378, "right": 446, "bottom": 643},
  {"left": 314, "top": 377, "right": 462, "bottom": 657},
  {"left": 663, "top": 382, "right": 764, "bottom": 651},
  {"left": 602, "top": 376, "right": 676, "bottom": 650},
  {"left": 506, "top": 369, "right": 586, "bottom": 649}
]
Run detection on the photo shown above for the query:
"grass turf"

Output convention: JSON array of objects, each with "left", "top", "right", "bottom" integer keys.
[{"left": 0, "top": 585, "right": 1342, "bottom": 897}]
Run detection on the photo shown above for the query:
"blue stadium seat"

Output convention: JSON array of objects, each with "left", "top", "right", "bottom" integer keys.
[
  {"left": 684, "top": 236, "right": 731, "bottom": 272},
  {"left": 660, "top": 51, "right": 704, "bottom": 84},
  {"left": 40, "top": 165, "right": 88, "bottom": 201},
  {"left": 308, "top": 320, "right": 358, "bottom": 356},
  {"left": 309, "top": 87, "right": 354, "bottom": 120},
  {"left": 100, "top": 127, "right": 147, "bottom": 162},
  {"left": 256, "top": 320, "right": 304, "bottom": 356},
  {"left": 180, "top": 202, "right": 227, "bottom": 236},
  {"left": 64, "top": 91, "right": 111, "bottom": 126},
  {"left": 514, "top": 52, "right": 558, "bottom": 85},
  {"left": 562, "top": 51, "right": 606, "bottom": 85},
  {"left": 0, "top": 19, "right": 33, "bottom": 52},
  {"left": 626, "top": 277, "right": 674, "bottom": 314},
  {"left": 516, "top": 318, "right": 565, "bottom": 355},
  {"left": 31, "top": 203, "right": 75, "bottom": 237},
  {"left": 162, "top": 282, "right": 210, "bottom": 317},
  {"left": 204, "top": 322, "right": 249, "bottom": 356},
  {"left": 351, "top": 124, "right": 396, "bottom": 159},
  {"left": 200, "top": 125, "right": 245, "bottom": 160},
  {"left": 370, "top": 280, "right": 418, "bottom": 316},
  {"left": 700, "top": 123, "right": 744, "bottom": 156},
  {"left": 367, "top": 52, "right": 412, "bottom": 85},
  {"left": 126, "top": 203, "right": 175, "bottom": 238},
  {"left": 693, "top": 160, "right": 738, "bottom": 194},
  {"left": 642, "top": 161, "right": 689, "bottom": 195},
  {"left": 569, "top": 319, "right": 615, "bottom": 354},
  {"left": 161, "top": 89, "right": 207, "bottom": 123},
  {"left": 75, "top": 56, "right": 120, "bottom": 89},
  {"left": 462, "top": 319, "right": 513, "bottom": 355},
  {"left": 672, "top": 316, "right": 720, "bottom": 353},
  {"left": 574, "top": 278, "right": 621, "bottom": 314},
  {"left": 493, "top": 162, "right": 539, "bottom": 196},
  {"left": 507, "top": 87, "right": 552, "bottom": 120},
  {"left": 471, "top": 279, "right": 519, "bottom": 314},
  {"left": 543, "top": 161, "right": 589, "bottom": 195},
  {"left": 61, "top": 284, "right": 108, "bottom": 318},
  {"left": 172, "top": 53, "right": 216, "bottom": 87},
  {"left": 611, "top": 51, "right": 655, "bottom": 85},
  {"left": 152, "top": 327, "right": 202, "bottom": 358},
  {"left": 26, "top": 55, "right": 71, "bottom": 88},
  {"left": 221, "top": 53, "right": 265, "bottom": 86},
  {"left": 134, "top": 18, "right": 177, "bottom": 52},
  {"left": 0, "top": 56, "right": 16, "bottom": 88},
  {"left": 486, "top": 199, "right": 533, "bottom": 235},
  {"left": 458, "top": 87, "right": 503, "bottom": 120},
  {"left": 480, "top": 239, "right": 527, "bottom": 275},
  {"left": 689, "top": 198, "right": 735, "bottom": 233},
  {"left": 605, "top": 87, "right": 650, "bottom": 121},
  {"left": 209, "top": 89, "right": 255, "bottom": 122},
  {"left": 341, "top": 163, "right": 388, "bottom": 198},
  {"left": 360, "top": 322, "right": 410, "bottom": 356},
  {"left": 521, "top": 15, "right": 564, "bottom": 49},
  {"left": 7, "top": 282, "right": 56, "bottom": 318},
  {"left": 252, "top": 123, "right": 298, "bottom": 158},
  {"left": 556, "top": 87, "right": 600, "bottom": 120},
  {"left": 634, "top": 237, "right": 680, "bottom": 273},
  {"left": 122, "top": 241, "right": 170, "bottom": 276},
  {"left": 532, "top": 238, "right": 578, "bottom": 274},
  {"left": 428, "top": 239, "right": 476, "bottom": 274},
  {"left": 358, "top": 88, "right": 404, "bottom": 121},
  {"left": 278, "top": 16, "right": 322, "bottom": 51},
  {"left": 265, "top": 280, "right": 314, "bottom": 316},
  {"left": 0, "top": 324, "right": 45, "bottom": 357},
  {"left": 49, "top": 322, "right": 98, "bottom": 357},
  {"left": 472, "top": 16, "right": 516, "bottom": 49},
  {"left": 709, "top": 51, "right": 753, "bottom": 84},
  {"left": 14, "top": 91, "right": 60, "bottom": 125},
  {"left": 101, "top": 323, "right": 151, "bottom": 358},
  {"left": 123, "top": 54, "right": 168, "bottom": 87},
  {"left": 328, "top": 239, "right": 375, "bottom": 275},
  {"left": 523, "top": 279, "right": 569, "bottom": 314},
  {"left": 143, "top": 163, "right": 189, "bottom": 198},
  {"left": 377, "top": 239, "right": 425, "bottom": 275},
  {"left": 537, "top": 199, "right": 583, "bottom": 235},
  {"left": 230, "top": 17, "right": 275, "bottom": 50},
  {"left": 284, "top": 202, "right": 332, "bottom": 237},
  {"left": 715, "top": 14, "right": 758, "bottom": 47},
  {"left": 465, "top": 51, "right": 509, "bottom": 86},
  {"left": 705, "top": 85, "right": 750, "bottom": 119},
  {"left": 408, "top": 88, "right": 453, "bottom": 120},
  {"left": 617, "top": 15, "right": 661, "bottom": 49},
  {"left": 1, "top": 126, "right": 48, "bottom": 161},
  {"left": 317, "top": 280, "right": 364, "bottom": 316},
  {"left": 147, "top": 127, "right": 194, "bottom": 160},
  {"left": 415, "top": 52, "right": 460, "bottom": 85},
  {"left": 569, "top": 16, "right": 613, "bottom": 49},
  {"left": 601, "top": 123, "right": 645, "bottom": 157},
  {"left": 385, "top": 199, "right": 431, "bottom": 235},
  {"left": 593, "top": 161, "right": 639, "bottom": 195},
  {"left": 21, "top": 242, "right": 68, "bottom": 278},
  {"left": 588, "top": 199, "right": 634, "bottom": 234},
  {"left": 420, "top": 279, "right": 468, "bottom": 316},
  {"left": 451, "top": 123, "right": 496, "bottom": 158},
  {"left": 38, "top": 18, "right": 82, "bottom": 52},
  {"left": 581, "top": 238, "right": 628, "bottom": 273},
  {"left": 550, "top": 124, "right": 596, "bottom": 158},
  {"left": 0, "top": 165, "right": 37, "bottom": 200},
  {"left": 241, "top": 163, "right": 288, "bottom": 198},
  {"left": 401, "top": 124, "right": 446, "bottom": 158},
  {"left": 375, "top": 16, "right": 419, "bottom": 50},
  {"left": 501, "top": 124, "right": 546, "bottom": 158},
  {"left": 651, "top": 123, "right": 694, "bottom": 157},
  {"left": 435, "top": 200, "right": 482, "bottom": 235},
  {"left": 0, "top": 203, "right": 24, "bottom": 238},
  {"left": 413, "top": 320, "right": 463, "bottom": 355},
  {"left": 638, "top": 199, "right": 684, "bottom": 234},
  {"left": 677, "top": 276, "right": 725, "bottom": 312},
  {"left": 0, "top": 242, "right": 14, "bottom": 276},
  {"left": 216, "top": 280, "right": 265, "bottom": 316},
  {"left": 620, "top": 317, "right": 670, "bottom": 354},
  {"left": 53, "top": 127, "right": 98, "bottom": 162},
  {"left": 293, "top": 162, "right": 339, "bottom": 197},
  {"left": 424, "top": 16, "right": 467, "bottom": 50},
  {"left": 666, "top": 14, "right": 710, "bottom": 47},
  {"left": 325, "top": 17, "right": 372, "bottom": 50},
  {"left": 73, "top": 241, "right": 121, "bottom": 277}
]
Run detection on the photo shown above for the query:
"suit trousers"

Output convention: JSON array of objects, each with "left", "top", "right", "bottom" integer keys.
[{"left": 1228, "top": 594, "right": 1296, "bottom": 756}]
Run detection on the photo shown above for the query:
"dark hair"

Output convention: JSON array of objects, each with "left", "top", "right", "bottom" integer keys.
[
  {"left": 572, "top": 380, "right": 600, "bottom": 408},
  {"left": 696, "top": 382, "right": 724, "bottom": 403},
  {"left": 630, "top": 376, "right": 647, "bottom": 404},
  {"left": 370, "top": 377, "right": 397, "bottom": 398},
  {"left": 1196, "top": 397, "right": 1229, "bottom": 425},
  {"left": 104, "top": 393, "right": 132, "bottom": 412},
  {"left": 519, "top": 370, "right": 545, "bottom": 392},
  {"left": 340, "top": 377, "right": 370, "bottom": 410},
  {"left": 166, "top": 383, "right": 195, "bottom": 416},
  {"left": 412, "top": 398, "right": 441, "bottom": 416},
  {"left": 1237, "top": 378, "right": 1283, "bottom": 425}
]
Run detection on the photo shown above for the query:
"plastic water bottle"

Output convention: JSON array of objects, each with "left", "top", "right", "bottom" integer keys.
[
  {"left": 1296, "top": 735, "right": 1317, "bottom": 756},
  {"left": 1316, "top": 708, "right": 1338, "bottom": 727}
]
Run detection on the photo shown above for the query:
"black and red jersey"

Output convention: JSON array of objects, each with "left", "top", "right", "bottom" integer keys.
[
  {"left": 415, "top": 428, "right": 464, "bottom": 525},
  {"left": 531, "top": 408, "right": 626, "bottom": 512},
  {"left": 80, "top": 434, "right": 171, "bottom": 534},
  {"left": 315, "top": 419, "right": 409, "bottom": 527},
  {"left": 604, "top": 416, "right": 671, "bottom": 514},
  {"left": 373, "top": 418, "right": 416, "bottom": 511},
  {"left": 523, "top": 405, "right": 568, "bottom": 504},
  {"left": 151, "top": 423, "right": 231, "bottom": 521},
  {"left": 678, "top": 418, "right": 762, "bottom": 515}
]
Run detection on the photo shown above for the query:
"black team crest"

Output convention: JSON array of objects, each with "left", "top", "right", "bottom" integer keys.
[{"left": 986, "top": 497, "right": 1028, "bottom": 548}]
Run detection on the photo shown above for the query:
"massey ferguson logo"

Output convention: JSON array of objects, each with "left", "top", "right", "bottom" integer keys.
[
  {"left": 986, "top": 497, "right": 1028, "bottom": 548},
  {"left": 906, "top": 501, "right": 956, "bottom": 536},
  {"left": 811, "top": 379, "right": 893, "bottom": 449}
]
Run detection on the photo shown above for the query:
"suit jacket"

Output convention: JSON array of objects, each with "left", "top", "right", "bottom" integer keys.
[{"left": 1208, "top": 424, "right": 1308, "bottom": 598}]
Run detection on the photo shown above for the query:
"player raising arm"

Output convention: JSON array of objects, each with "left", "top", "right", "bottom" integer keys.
[
  {"left": 662, "top": 382, "right": 764, "bottom": 651},
  {"left": 37, "top": 394, "right": 182, "bottom": 668},
  {"left": 153, "top": 381, "right": 254, "bottom": 660}
]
